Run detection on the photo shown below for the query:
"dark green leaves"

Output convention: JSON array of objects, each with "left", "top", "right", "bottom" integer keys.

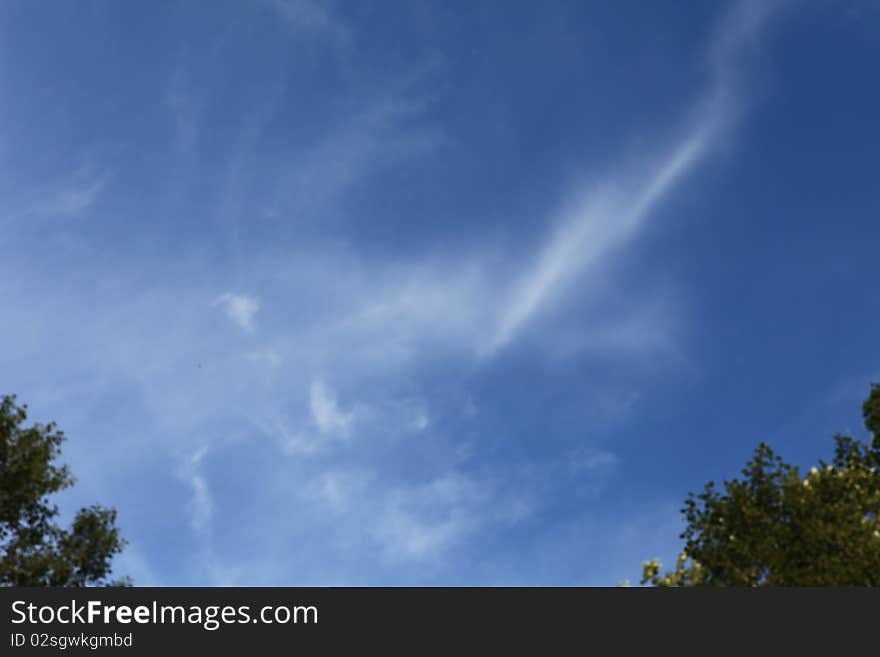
[
  {"left": 0, "top": 395, "right": 128, "bottom": 587},
  {"left": 643, "top": 386, "right": 880, "bottom": 586}
]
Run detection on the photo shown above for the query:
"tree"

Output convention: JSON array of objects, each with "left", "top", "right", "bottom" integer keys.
[
  {"left": 642, "top": 384, "right": 880, "bottom": 586},
  {"left": 0, "top": 394, "right": 129, "bottom": 586}
]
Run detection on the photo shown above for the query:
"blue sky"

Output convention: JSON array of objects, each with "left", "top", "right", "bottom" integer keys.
[{"left": 1, "top": 0, "right": 878, "bottom": 585}]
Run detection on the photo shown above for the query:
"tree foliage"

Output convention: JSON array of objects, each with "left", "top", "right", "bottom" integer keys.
[
  {"left": 643, "top": 384, "right": 880, "bottom": 586},
  {"left": 0, "top": 395, "right": 128, "bottom": 586}
]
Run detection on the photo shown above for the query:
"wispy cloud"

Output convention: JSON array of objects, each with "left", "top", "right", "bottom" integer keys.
[
  {"left": 310, "top": 380, "right": 355, "bottom": 437},
  {"left": 43, "top": 176, "right": 108, "bottom": 217},
  {"left": 244, "top": 348, "right": 283, "bottom": 370},
  {"left": 307, "top": 468, "right": 534, "bottom": 563},
  {"left": 569, "top": 448, "right": 619, "bottom": 474},
  {"left": 214, "top": 292, "right": 261, "bottom": 333},
  {"left": 270, "top": 0, "right": 337, "bottom": 31},
  {"left": 372, "top": 473, "right": 487, "bottom": 560},
  {"left": 27, "top": 166, "right": 110, "bottom": 219},
  {"left": 483, "top": 0, "right": 786, "bottom": 357},
  {"left": 178, "top": 447, "right": 213, "bottom": 532},
  {"left": 267, "top": 97, "right": 441, "bottom": 227},
  {"left": 163, "top": 67, "right": 204, "bottom": 155},
  {"left": 268, "top": 0, "right": 350, "bottom": 45}
]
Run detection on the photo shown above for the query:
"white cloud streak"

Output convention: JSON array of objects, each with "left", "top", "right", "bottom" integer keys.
[
  {"left": 484, "top": 0, "right": 785, "bottom": 356},
  {"left": 178, "top": 447, "right": 213, "bottom": 532}
]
